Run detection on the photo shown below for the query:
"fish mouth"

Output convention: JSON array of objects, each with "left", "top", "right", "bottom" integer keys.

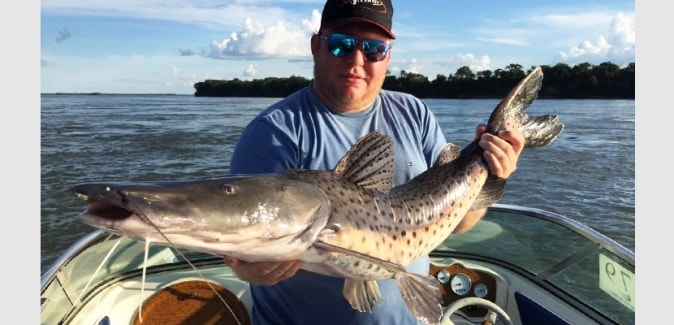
[
  {"left": 76, "top": 199, "right": 156, "bottom": 241},
  {"left": 83, "top": 201, "right": 135, "bottom": 221},
  {"left": 73, "top": 185, "right": 141, "bottom": 223},
  {"left": 73, "top": 186, "right": 159, "bottom": 236}
]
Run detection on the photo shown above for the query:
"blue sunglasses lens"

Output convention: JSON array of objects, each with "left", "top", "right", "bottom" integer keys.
[{"left": 325, "top": 33, "right": 390, "bottom": 62}]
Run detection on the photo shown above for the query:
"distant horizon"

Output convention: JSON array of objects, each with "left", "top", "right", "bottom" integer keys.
[{"left": 42, "top": 60, "right": 634, "bottom": 96}]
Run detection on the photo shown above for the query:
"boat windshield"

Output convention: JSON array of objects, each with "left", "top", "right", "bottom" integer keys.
[{"left": 40, "top": 232, "right": 220, "bottom": 323}]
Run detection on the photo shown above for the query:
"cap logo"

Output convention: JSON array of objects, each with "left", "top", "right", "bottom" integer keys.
[{"left": 339, "top": 0, "right": 388, "bottom": 13}]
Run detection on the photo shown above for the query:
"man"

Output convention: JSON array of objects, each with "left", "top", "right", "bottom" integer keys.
[{"left": 225, "top": 0, "right": 524, "bottom": 323}]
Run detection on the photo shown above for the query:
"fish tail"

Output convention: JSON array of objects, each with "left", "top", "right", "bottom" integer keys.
[{"left": 486, "top": 66, "right": 565, "bottom": 148}]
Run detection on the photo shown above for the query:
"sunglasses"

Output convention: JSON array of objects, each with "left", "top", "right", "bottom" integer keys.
[{"left": 319, "top": 33, "right": 392, "bottom": 62}]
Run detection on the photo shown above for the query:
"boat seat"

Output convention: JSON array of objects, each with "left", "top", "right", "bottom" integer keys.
[{"left": 131, "top": 280, "right": 251, "bottom": 325}]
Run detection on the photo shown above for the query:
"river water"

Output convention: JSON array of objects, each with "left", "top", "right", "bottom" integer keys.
[{"left": 40, "top": 94, "right": 635, "bottom": 274}]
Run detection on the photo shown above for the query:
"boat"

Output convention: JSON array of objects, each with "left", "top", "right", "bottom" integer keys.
[{"left": 40, "top": 203, "right": 634, "bottom": 325}]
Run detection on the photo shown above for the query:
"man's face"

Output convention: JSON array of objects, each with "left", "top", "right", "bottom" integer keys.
[{"left": 311, "top": 22, "right": 392, "bottom": 113}]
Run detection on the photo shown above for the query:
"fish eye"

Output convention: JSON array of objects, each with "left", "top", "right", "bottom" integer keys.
[{"left": 221, "top": 184, "right": 236, "bottom": 195}]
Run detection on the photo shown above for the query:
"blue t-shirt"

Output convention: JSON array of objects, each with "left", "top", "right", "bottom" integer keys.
[{"left": 229, "top": 85, "right": 447, "bottom": 325}]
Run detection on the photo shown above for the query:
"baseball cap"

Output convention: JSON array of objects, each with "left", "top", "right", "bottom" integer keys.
[{"left": 320, "top": 0, "right": 396, "bottom": 39}]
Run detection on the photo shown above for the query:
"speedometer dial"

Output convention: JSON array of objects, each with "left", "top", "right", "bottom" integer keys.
[
  {"left": 436, "top": 269, "right": 450, "bottom": 284},
  {"left": 450, "top": 273, "right": 471, "bottom": 296},
  {"left": 473, "top": 283, "right": 488, "bottom": 298}
]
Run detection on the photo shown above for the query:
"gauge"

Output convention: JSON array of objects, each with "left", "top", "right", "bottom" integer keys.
[
  {"left": 436, "top": 270, "right": 450, "bottom": 284},
  {"left": 473, "top": 283, "right": 488, "bottom": 298},
  {"left": 450, "top": 273, "right": 471, "bottom": 295}
]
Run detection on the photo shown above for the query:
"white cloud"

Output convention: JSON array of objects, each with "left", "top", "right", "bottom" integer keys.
[
  {"left": 390, "top": 53, "right": 492, "bottom": 79},
  {"left": 204, "top": 10, "right": 321, "bottom": 60},
  {"left": 389, "top": 58, "right": 421, "bottom": 77},
  {"left": 557, "top": 12, "right": 635, "bottom": 65},
  {"left": 244, "top": 64, "right": 256, "bottom": 78},
  {"left": 607, "top": 12, "right": 635, "bottom": 62},
  {"left": 426, "top": 53, "right": 492, "bottom": 78}
]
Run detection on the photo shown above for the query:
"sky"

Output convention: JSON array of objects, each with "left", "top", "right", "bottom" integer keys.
[{"left": 40, "top": 0, "right": 635, "bottom": 95}]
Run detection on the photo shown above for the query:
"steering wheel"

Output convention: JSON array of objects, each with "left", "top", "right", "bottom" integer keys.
[{"left": 441, "top": 297, "right": 513, "bottom": 325}]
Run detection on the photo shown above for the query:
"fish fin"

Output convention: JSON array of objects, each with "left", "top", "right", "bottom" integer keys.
[
  {"left": 313, "top": 241, "right": 442, "bottom": 323},
  {"left": 521, "top": 114, "right": 565, "bottom": 148},
  {"left": 313, "top": 241, "right": 407, "bottom": 273},
  {"left": 432, "top": 142, "right": 461, "bottom": 167},
  {"left": 342, "top": 279, "right": 382, "bottom": 312},
  {"left": 470, "top": 176, "right": 507, "bottom": 210},
  {"left": 332, "top": 131, "right": 396, "bottom": 194},
  {"left": 394, "top": 272, "right": 443, "bottom": 325}
]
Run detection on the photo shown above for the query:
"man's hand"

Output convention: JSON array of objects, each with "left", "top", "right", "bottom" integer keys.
[
  {"left": 223, "top": 256, "right": 302, "bottom": 286},
  {"left": 475, "top": 124, "right": 524, "bottom": 179}
]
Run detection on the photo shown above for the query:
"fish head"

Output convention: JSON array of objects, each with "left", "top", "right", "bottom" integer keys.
[{"left": 71, "top": 175, "right": 332, "bottom": 260}]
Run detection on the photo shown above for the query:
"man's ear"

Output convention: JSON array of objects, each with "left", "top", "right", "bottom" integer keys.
[{"left": 310, "top": 34, "right": 319, "bottom": 55}]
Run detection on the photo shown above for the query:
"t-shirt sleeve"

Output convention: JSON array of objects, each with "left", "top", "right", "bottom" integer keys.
[
  {"left": 229, "top": 118, "right": 298, "bottom": 174},
  {"left": 417, "top": 100, "right": 448, "bottom": 168}
]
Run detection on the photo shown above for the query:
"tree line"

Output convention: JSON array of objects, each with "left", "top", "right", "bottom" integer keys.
[{"left": 193, "top": 61, "right": 634, "bottom": 99}]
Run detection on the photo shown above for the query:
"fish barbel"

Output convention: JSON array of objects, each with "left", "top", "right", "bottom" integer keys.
[{"left": 72, "top": 66, "right": 563, "bottom": 324}]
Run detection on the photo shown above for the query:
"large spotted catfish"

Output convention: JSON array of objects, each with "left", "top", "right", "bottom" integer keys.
[{"left": 72, "top": 66, "right": 563, "bottom": 324}]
